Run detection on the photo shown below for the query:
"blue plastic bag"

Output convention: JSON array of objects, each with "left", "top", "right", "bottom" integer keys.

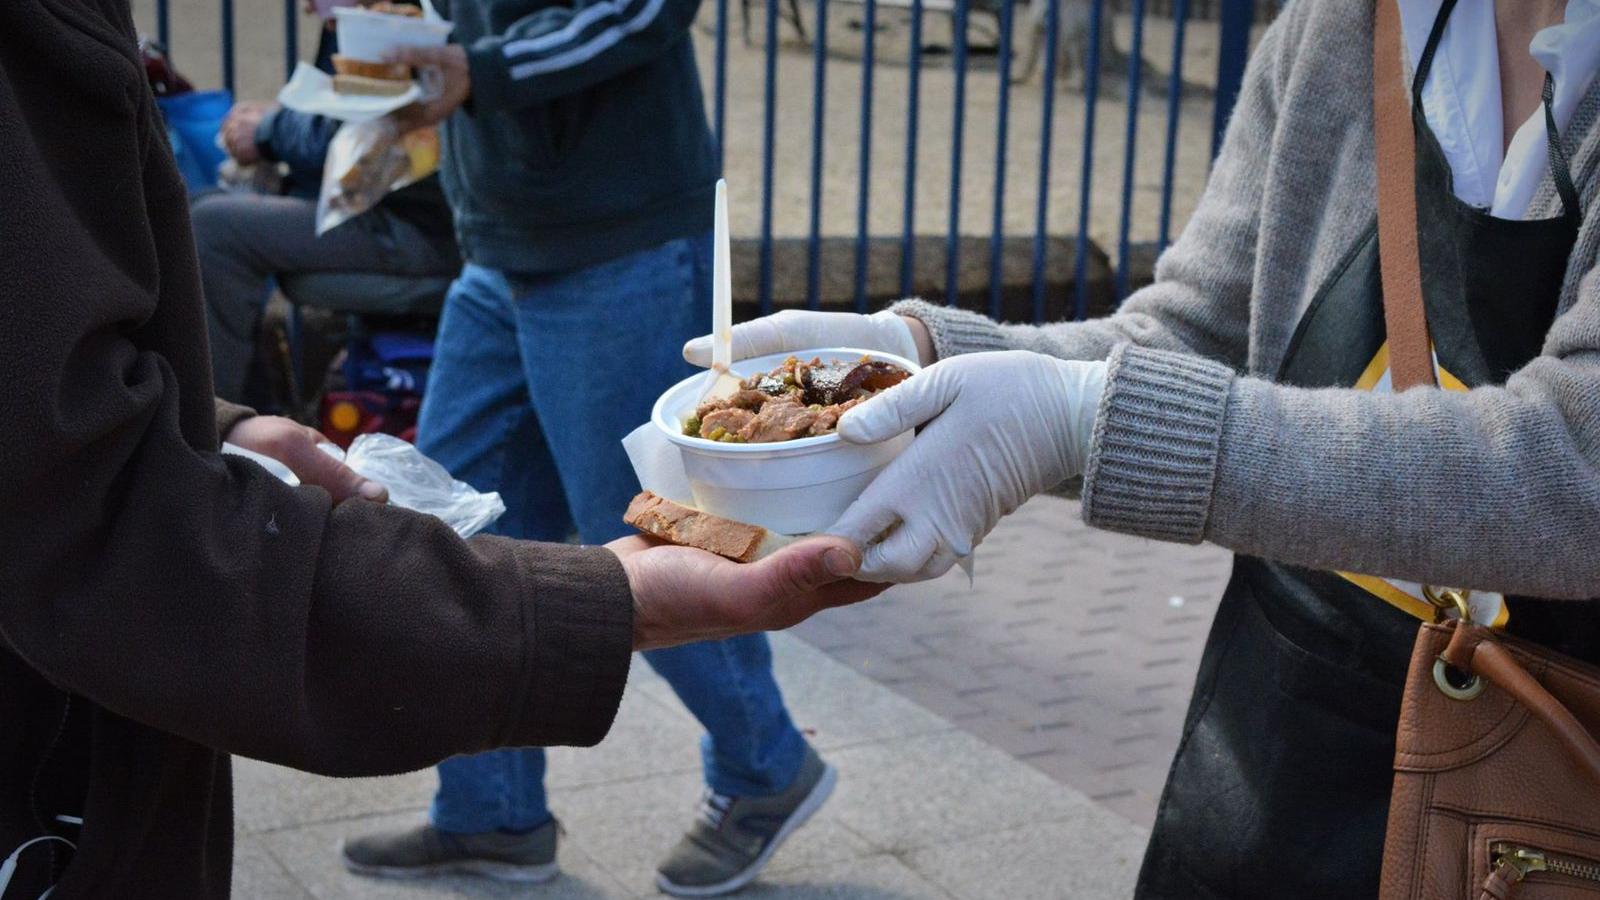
[{"left": 155, "top": 90, "right": 232, "bottom": 191}]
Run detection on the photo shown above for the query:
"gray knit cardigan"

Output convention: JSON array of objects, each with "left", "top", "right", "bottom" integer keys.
[{"left": 896, "top": 0, "right": 1600, "bottom": 600}]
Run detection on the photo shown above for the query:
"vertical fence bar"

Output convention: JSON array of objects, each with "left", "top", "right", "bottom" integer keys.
[
  {"left": 759, "top": 0, "right": 779, "bottom": 313},
  {"left": 1157, "top": 0, "right": 1188, "bottom": 250},
  {"left": 221, "top": 0, "right": 236, "bottom": 95},
  {"left": 987, "top": 0, "right": 1015, "bottom": 319},
  {"left": 899, "top": 0, "right": 924, "bottom": 297},
  {"left": 1212, "top": 0, "right": 1251, "bottom": 158},
  {"left": 1113, "top": 0, "right": 1147, "bottom": 301},
  {"left": 284, "top": 0, "right": 299, "bottom": 79},
  {"left": 1072, "top": 0, "right": 1105, "bottom": 320},
  {"left": 944, "top": 0, "right": 970, "bottom": 305},
  {"left": 1031, "top": 0, "right": 1061, "bottom": 323},
  {"left": 158, "top": 0, "right": 171, "bottom": 52},
  {"left": 805, "top": 0, "right": 830, "bottom": 309},
  {"left": 715, "top": 0, "right": 729, "bottom": 173},
  {"left": 854, "top": 0, "right": 877, "bottom": 311}
]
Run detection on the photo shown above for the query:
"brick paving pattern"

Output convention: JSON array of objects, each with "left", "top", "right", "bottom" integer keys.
[{"left": 793, "top": 496, "right": 1233, "bottom": 826}]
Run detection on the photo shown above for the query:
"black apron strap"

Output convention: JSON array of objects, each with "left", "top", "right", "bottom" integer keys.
[
  {"left": 1543, "top": 71, "right": 1583, "bottom": 223},
  {"left": 1413, "top": 0, "right": 1580, "bottom": 224},
  {"left": 1410, "top": 0, "right": 1457, "bottom": 103}
]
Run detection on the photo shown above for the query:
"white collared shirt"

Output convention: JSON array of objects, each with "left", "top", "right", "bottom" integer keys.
[{"left": 1399, "top": 0, "right": 1600, "bottom": 218}]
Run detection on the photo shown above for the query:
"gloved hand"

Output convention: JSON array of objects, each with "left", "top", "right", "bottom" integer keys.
[
  {"left": 683, "top": 309, "right": 930, "bottom": 368},
  {"left": 828, "top": 351, "right": 1108, "bottom": 582}
]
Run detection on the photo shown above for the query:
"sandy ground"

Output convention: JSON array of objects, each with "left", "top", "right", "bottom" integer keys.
[{"left": 129, "top": 0, "right": 1264, "bottom": 251}]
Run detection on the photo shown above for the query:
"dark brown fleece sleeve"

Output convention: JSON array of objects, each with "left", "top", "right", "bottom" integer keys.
[
  {"left": 214, "top": 398, "right": 256, "bottom": 439},
  {"left": 0, "top": 2, "right": 631, "bottom": 776}
]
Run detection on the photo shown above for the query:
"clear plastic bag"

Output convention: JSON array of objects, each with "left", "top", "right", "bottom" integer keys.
[
  {"left": 316, "top": 117, "right": 439, "bottom": 235},
  {"left": 339, "top": 433, "right": 505, "bottom": 538},
  {"left": 224, "top": 434, "right": 505, "bottom": 538}
]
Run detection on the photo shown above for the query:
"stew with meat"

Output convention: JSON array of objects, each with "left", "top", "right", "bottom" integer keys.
[{"left": 684, "top": 356, "right": 911, "bottom": 443}]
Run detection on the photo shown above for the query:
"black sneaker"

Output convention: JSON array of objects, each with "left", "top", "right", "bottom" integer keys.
[
  {"left": 655, "top": 745, "right": 837, "bottom": 897},
  {"left": 341, "top": 819, "right": 559, "bottom": 883}
]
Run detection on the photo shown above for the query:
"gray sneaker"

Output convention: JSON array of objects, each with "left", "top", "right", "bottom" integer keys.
[
  {"left": 655, "top": 746, "right": 837, "bottom": 897},
  {"left": 340, "top": 820, "right": 560, "bottom": 883}
]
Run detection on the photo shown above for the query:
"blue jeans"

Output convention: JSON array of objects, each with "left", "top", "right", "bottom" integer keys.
[{"left": 416, "top": 235, "right": 808, "bottom": 834}]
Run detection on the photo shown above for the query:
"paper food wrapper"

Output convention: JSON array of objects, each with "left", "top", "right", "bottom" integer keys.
[
  {"left": 277, "top": 62, "right": 423, "bottom": 123},
  {"left": 620, "top": 423, "right": 976, "bottom": 579},
  {"left": 622, "top": 423, "right": 697, "bottom": 507}
]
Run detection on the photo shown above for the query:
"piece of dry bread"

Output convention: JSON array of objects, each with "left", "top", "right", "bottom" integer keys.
[{"left": 623, "top": 491, "right": 795, "bottom": 562}]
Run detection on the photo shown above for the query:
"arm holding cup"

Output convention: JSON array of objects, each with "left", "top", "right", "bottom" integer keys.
[{"left": 826, "top": 351, "right": 1107, "bottom": 583}]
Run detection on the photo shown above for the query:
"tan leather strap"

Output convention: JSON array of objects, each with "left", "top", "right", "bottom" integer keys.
[
  {"left": 1445, "top": 622, "right": 1600, "bottom": 785},
  {"left": 1478, "top": 865, "right": 1518, "bottom": 900},
  {"left": 1373, "top": 0, "right": 1439, "bottom": 390}
]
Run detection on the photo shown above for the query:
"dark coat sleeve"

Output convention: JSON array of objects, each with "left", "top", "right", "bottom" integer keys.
[
  {"left": 215, "top": 398, "right": 257, "bottom": 437},
  {"left": 254, "top": 107, "right": 339, "bottom": 186},
  {"left": 0, "top": 0, "right": 632, "bottom": 778},
  {"left": 464, "top": 0, "right": 704, "bottom": 110}
]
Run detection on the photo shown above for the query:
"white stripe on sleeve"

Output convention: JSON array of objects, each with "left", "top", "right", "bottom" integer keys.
[
  {"left": 503, "top": 0, "right": 647, "bottom": 59},
  {"left": 506, "top": 0, "right": 666, "bottom": 79}
]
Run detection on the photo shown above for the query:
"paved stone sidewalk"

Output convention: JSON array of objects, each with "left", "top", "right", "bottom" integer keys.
[
  {"left": 233, "top": 633, "right": 1149, "bottom": 898},
  {"left": 793, "top": 497, "right": 1233, "bottom": 826}
]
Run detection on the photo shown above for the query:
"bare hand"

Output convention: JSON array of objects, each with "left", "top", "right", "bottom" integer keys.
[
  {"left": 226, "top": 416, "right": 389, "bottom": 505},
  {"left": 610, "top": 535, "right": 885, "bottom": 651},
  {"left": 221, "top": 101, "right": 275, "bottom": 164},
  {"left": 389, "top": 45, "right": 470, "bottom": 133}
]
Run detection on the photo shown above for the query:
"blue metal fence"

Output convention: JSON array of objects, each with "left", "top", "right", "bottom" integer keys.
[
  {"left": 156, "top": 0, "right": 1261, "bottom": 323},
  {"left": 1031, "top": 0, "right": 1061, "bottom": 323},
  {"left": 1072, "top": 0, "right": 1107, "bottom": 320},
  {"left": 758, "top": 0, "right": 781, "bottom": 314},
  {"left": 899, "top": 0, "right": 924, "bottom": 299},
  {"left": 805, "top": 0, "right": 829, "bottom": 310},
  {"left": 853, "top": 0, "right": 877, "bottom": 312}
]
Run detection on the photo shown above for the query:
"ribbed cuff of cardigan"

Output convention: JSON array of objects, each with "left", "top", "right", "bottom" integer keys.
[
  {"left": 214, "top": 398, "right": 256, "bottom": 442},
  {"left": 505, "top": 541, "right": 634, "bottom": 748},
  {"left": 890, "top": 299, "right": 1014, "bottom": 360},
  {"left": 1081, "top": 344, "right": 1234, "bottom": 544}
]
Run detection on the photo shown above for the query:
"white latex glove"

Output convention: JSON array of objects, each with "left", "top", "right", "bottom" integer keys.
[
  {"left": 683, "top": 309, "right": 923, "bottom": 367},
  {"left": 828, "top": 350, "right": 1108, "bottom": 583}
]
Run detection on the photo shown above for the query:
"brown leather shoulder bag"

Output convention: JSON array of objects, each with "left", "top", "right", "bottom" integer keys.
[{"left": 1373, "top": 2, "right": 1600, "bottom": 897}]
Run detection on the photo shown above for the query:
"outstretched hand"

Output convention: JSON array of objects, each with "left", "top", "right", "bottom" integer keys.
[{"left": 610, "top": 535, "right": 885, "bottom": 650}]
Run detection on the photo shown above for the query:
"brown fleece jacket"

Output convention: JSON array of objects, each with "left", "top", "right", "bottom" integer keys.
[{"left": 0, "top": 2, "right": 634, "bottom": 897}]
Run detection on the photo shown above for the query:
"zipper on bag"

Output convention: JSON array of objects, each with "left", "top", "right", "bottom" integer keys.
[{"left": 1492, "top": 841, "right": 1600, "bottom": 886}]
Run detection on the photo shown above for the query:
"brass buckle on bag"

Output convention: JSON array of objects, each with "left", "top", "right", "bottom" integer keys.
[
  {"left": 1423, "top": 585, "right": 1473, "bottom": 623},
  {"left": 1425, "top": 586, "right": 1486, "bottom": 701}
]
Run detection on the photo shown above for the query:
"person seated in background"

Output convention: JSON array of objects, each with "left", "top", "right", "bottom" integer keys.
[{"left": 195, "top": 4, "right": 459, "bottom": 404}]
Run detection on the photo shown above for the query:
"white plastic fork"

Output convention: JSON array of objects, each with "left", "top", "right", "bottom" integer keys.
[{"left": 697, "top": 178, "right": 744, "bottom": 402}]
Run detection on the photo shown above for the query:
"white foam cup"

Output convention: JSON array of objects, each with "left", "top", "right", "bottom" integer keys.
[
  {"left": 333, "top": 6, "right": 452, "bottom": 62},
  {"left": 652, "top": 348, "right": 920, "bottom": 535}
]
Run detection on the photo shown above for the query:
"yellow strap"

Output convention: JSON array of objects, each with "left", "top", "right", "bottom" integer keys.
[{"left": 1339, "top": 343, "right": 1507, "bottom": 628}]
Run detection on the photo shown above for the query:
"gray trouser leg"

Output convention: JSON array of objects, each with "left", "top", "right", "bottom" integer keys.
[{"left": 188, "top": 191, "right": 457, "bottom": 402}]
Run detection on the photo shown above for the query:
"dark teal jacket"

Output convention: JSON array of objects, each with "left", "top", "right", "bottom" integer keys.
[{"left": 435, "top": 0, "right": 716, "bottom": 273}]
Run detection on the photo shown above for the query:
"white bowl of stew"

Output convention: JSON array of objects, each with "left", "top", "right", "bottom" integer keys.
[{"left": 652, "top": 348, "right": 920, "bottom": 535}]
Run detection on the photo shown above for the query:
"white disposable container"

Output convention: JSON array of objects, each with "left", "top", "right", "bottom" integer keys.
[
  {"left": 333, "top": 6, "right": 452, "bottom": 62},
  {"left": 652, "top": 348, "right": 919, "bottom": 535},
  {"left": 312, "top": 0, "right": 357, "bottom": 20}
]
